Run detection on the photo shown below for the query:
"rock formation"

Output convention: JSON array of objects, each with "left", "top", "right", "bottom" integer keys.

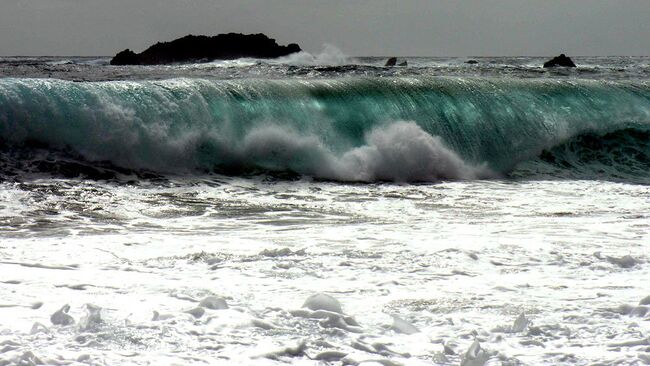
[
  {"left": 110, "top": 33, "right": 301, "bottom": 65},
  {"left": 543, "top": 54, "right": 576, "bottom": 68},
  {"left": 385, "top": 57, "right": 408, "bottom": 67},
  {"left": 385, "top": 57, "right": 397, "bottom": 67}
]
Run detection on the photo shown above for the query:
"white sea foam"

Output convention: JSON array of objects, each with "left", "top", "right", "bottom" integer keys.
[
  {"left": 233, "top": 121, "right": 491, "bottom": 182},
  {"left": 0, "top": 177, "right": 648, "bottom": 365}
]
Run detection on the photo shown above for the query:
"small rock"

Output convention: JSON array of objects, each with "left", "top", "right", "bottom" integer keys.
[
  {"left": 543, "top": 54, "right": 576, "bottom": 68},
  {"left": 385, "top": 57, "right": 397, "bottom": 67}
]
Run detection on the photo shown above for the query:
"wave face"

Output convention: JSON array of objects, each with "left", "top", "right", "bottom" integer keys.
[
  {"left": 512, "top": 128, "right": 650, "bottom": 183},
  {"left": 1, "top": 77, "right": 650, "bottom": 182}
]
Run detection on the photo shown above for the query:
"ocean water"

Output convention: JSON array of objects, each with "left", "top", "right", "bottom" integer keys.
[{"left": 0, "top": 52, "right": 649, "bottom": 365}]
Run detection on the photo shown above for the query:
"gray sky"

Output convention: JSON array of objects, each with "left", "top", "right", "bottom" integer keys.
[{"left": 2, "top": 0, "right": 650, "bottom": 56}]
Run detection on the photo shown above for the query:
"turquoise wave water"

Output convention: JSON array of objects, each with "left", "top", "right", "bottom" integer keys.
[{"left": 1, "top": 77, "right": 649, "bottom": 182}]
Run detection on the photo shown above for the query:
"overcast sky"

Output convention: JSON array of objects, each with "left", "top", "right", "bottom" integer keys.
[{"left": 2, "top": 0, "right": 650, "bottom": 56}]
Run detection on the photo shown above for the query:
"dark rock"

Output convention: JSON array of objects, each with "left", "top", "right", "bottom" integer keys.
[
  {"left": 398, "top": 60, "right": 408, "bottom": 67},
  {"left": 543, "top": 54, "right": 576, "bottom": 68},
  {"left": 110, "top": 33, "right": 301, "bottom": 65},
  {"left": 465, "top": 59, "right": 479, "bottom": 64},
  {"left": 385, "top": 57, "right": 397, "bottom": 67},
  {"left": 110, "top": 49, "right": 138, "bottom": 66}
]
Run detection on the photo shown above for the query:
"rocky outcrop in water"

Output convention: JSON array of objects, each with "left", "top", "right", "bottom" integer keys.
[
  {"left": 385, "top": 57, "right": 397, "bottom": 67},
  {"left": 111, "top": 49, "right": 138, "bottom": 65},
  {"left": 110, "top": 33, "right": 301, "bottom": 65},
  {"left": 385, "top": 57, "right": 408, "bottom": 67},
  {"left": 543, "top": 54, "right": 576, "bottom": 68}
]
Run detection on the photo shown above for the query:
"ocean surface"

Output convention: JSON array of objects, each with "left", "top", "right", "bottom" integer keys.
[{"left": 0, "top": 51, "right": 649, "bottom": 365}]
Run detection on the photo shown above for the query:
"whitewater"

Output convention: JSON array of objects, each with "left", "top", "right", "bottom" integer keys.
[{"left": 0, "top": 52, "right": 649, "bottom": 365}]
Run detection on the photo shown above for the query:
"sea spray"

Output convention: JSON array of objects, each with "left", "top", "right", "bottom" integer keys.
[
  {"left": 224, "top": 121, "right": 489, "bottom": 181},
  {"left": 274, "top": 44, "right": 349, "bottom": 65}
]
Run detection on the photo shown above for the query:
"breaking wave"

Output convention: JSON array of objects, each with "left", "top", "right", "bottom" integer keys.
[{"left": 1, "top": 77, "right": 649, "bottom": 182}]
